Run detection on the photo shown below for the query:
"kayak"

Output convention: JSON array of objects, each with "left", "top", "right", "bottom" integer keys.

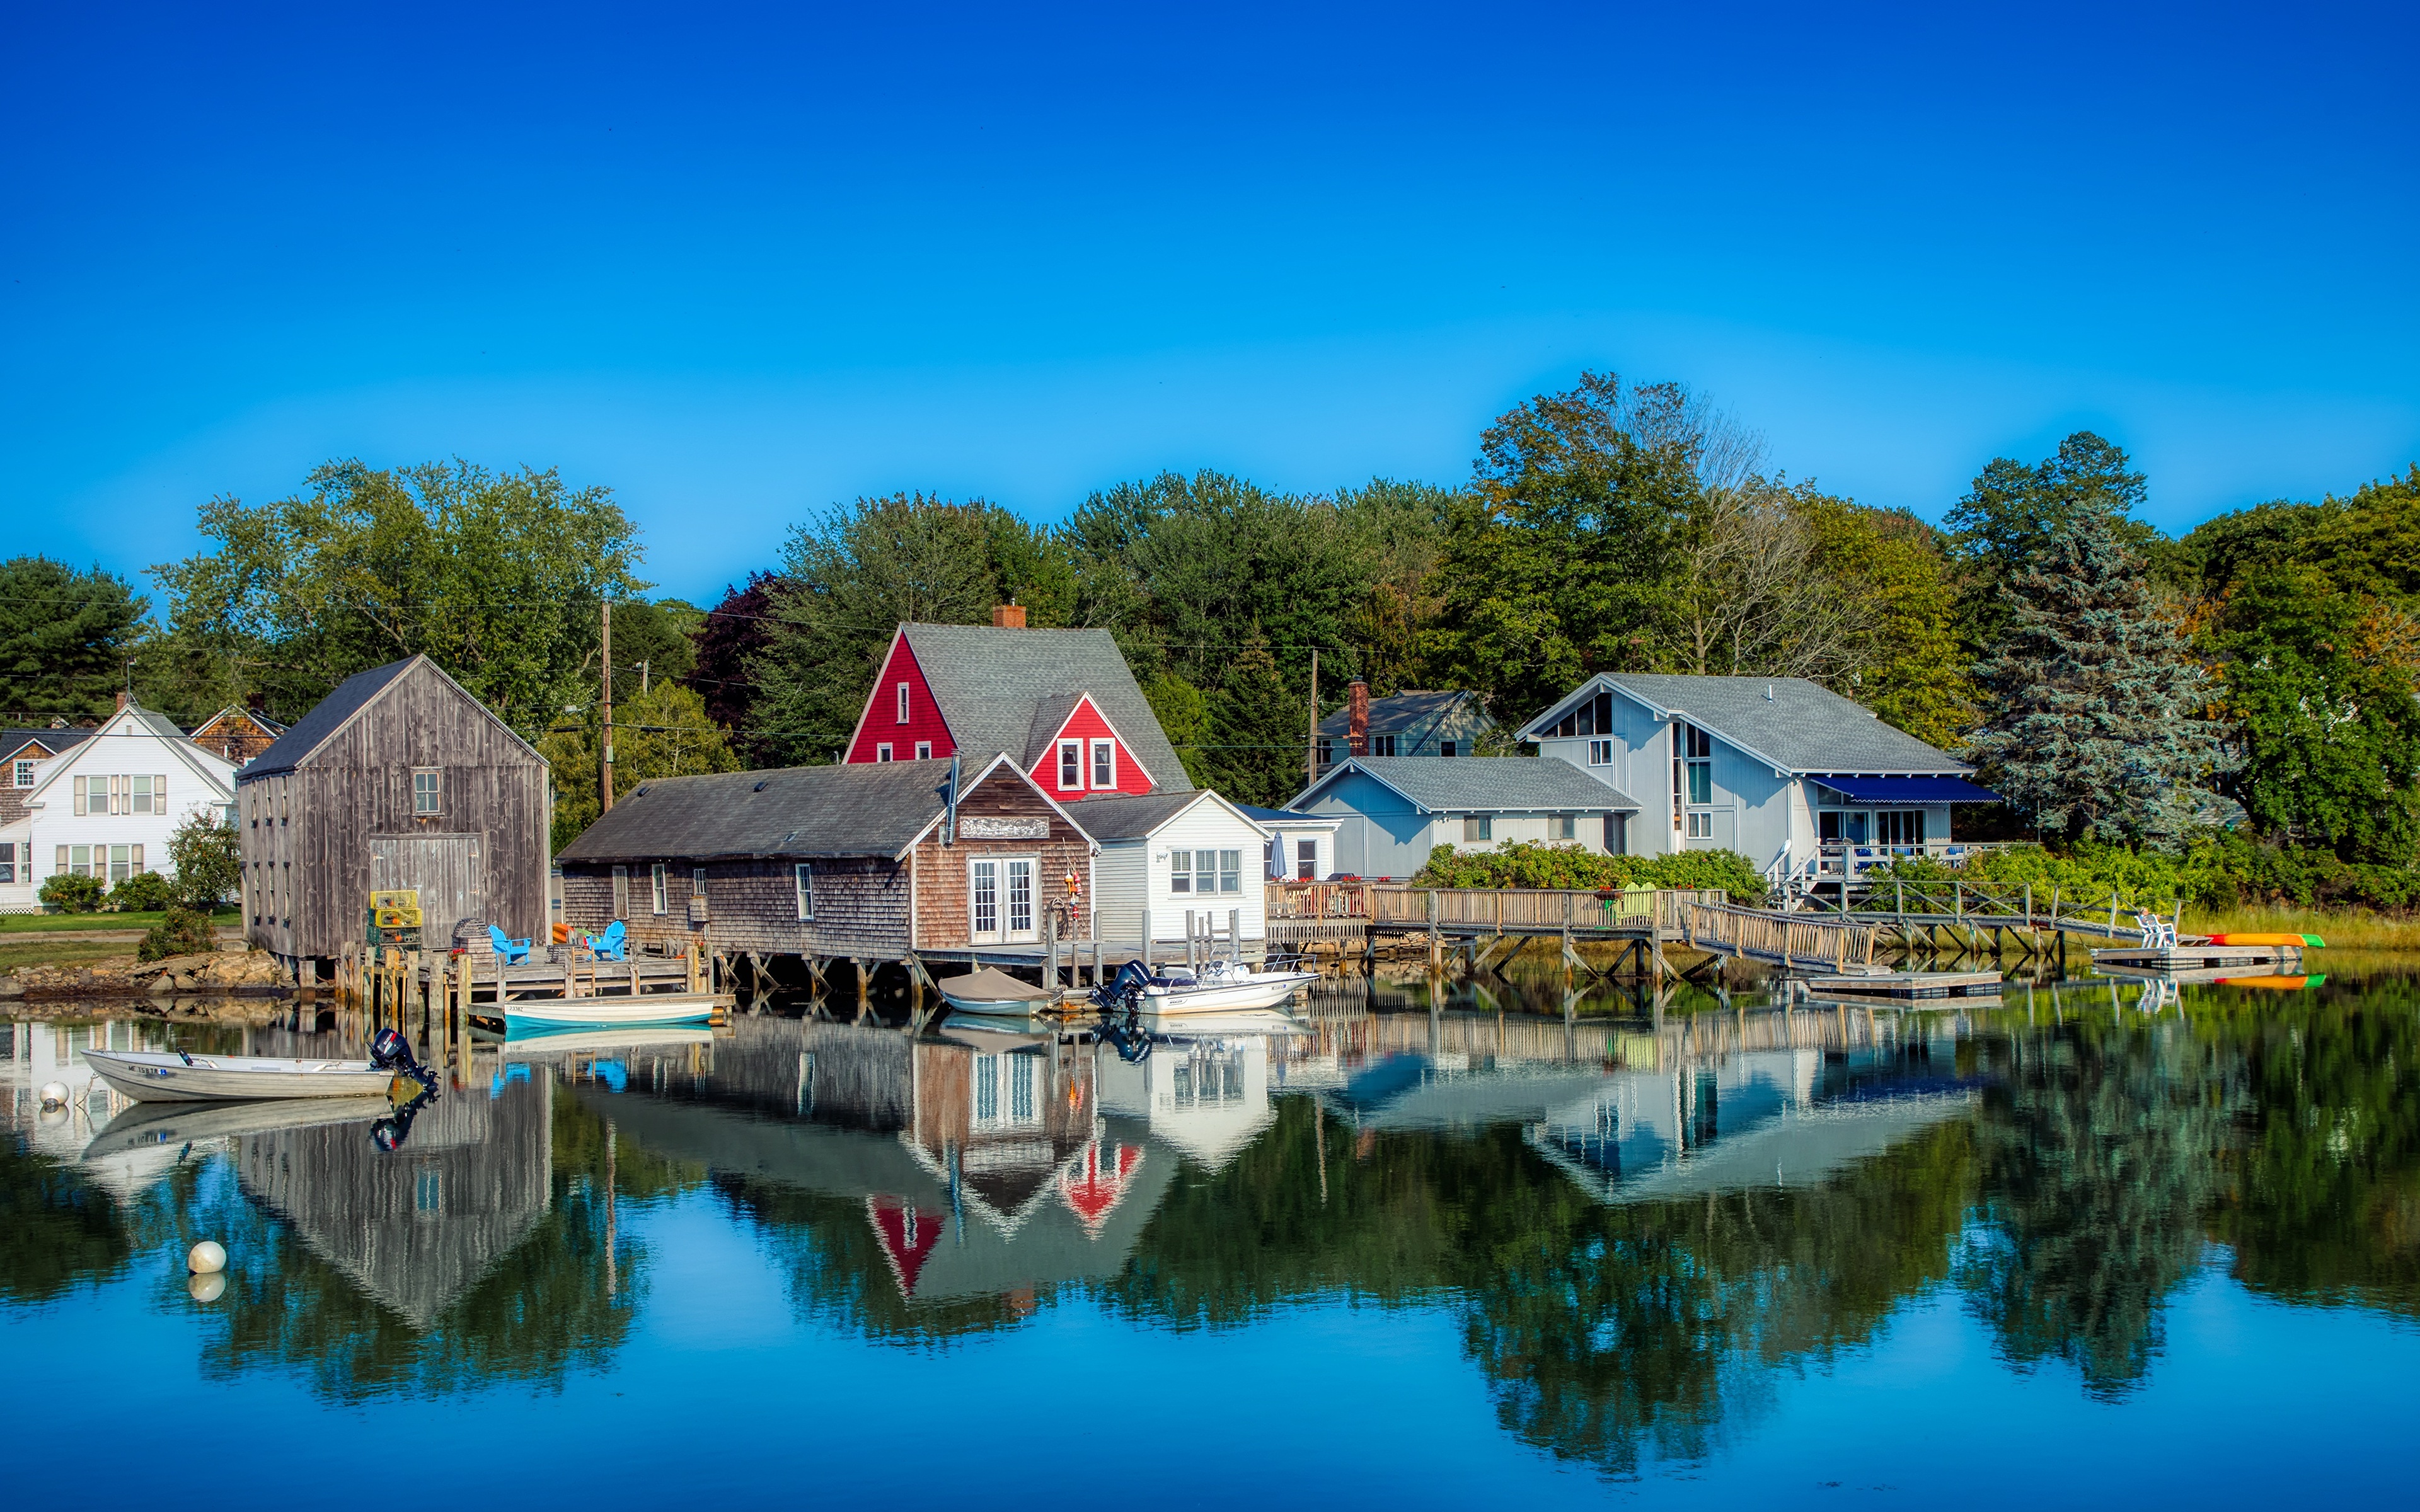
[
  {"left": 2215, "top": 974, "right": 2325, "bottom": 990},
  {"left": 2203, "top": 932, "right": 2324, "bottom": 949}
]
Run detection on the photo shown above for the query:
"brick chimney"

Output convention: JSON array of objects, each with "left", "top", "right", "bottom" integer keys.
[
  {"left": 246, "top": 690, "right": 265, "bottom": 713},
  {"left": 991, "top": 603, "right": 1027, "bottom": 629},
  {"left": 1347, "top": 679, "right": 1370, "bottom": 757},
  {"left": 115, "top": 689, "right": 130, "bottom": 713}
]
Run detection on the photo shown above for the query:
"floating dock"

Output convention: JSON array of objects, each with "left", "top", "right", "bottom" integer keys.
[
  {"left": 2089, "top": 944, "right": 2301, "bottom": 971},
  {"left": 1800, "top": 969, "right": 2005, "bottom": 1002}
]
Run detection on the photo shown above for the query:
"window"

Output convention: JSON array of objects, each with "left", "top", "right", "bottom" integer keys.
[
  {"left": 129, "top": 774, "right": 153, "bottom": 815},
  {"left": 875, "top": 743, "right": 894, "bottom": 762},
  {"left": 1588, "top": 739, "right": 1613, "bottom": 766},
  {"left": 1686, "top": 725, "right": 1712, "bottom": 803},
  {"left": 1058, "top": 740, "right": 1082, "bottom": 789},
  {"left": 1372, "top": 734, "right": 1398, "bottom": 757},
  {"left": 109, "top": 845, "right": 132, "bottom": 884},
  {"left": 1296, "top": 840, "right": 1317, "bottom": 881},
  {"left": 64, "top": 844, "right": 90, "bottom": 877},
  {"left": 1686, "top": 811, "right": 1714, "bottom": 840},
  {"left": 1008, "top": 859, "right": 1034, "bottom": 936},
  {"left": 914, "top": 741, "right": 932, "bottom": 760},
  {"left": 896, "top": 681, "right": 911, "bottom": 723},
  {"left": 1552, "top": 690, "right": 1617, "bottom": 741},
  {"left": 1439, "top": 741, "right": 1456, "bottom": 758},
  {"left": 413, "top": 769, "right": 442, "bottom": 815},
  {"left": 1196, "top": 850, "right": 1218, "bottom": 895},
  {"left": 1317, "top": 738, "right": 1334, "bottom": 766},
  {"left": 693, "top": 867, "right": 707, "bottom": 896},
  {"left": 1552, "top": 814, "right": 1577, "bottom": 840},
  {"left": 11, "top": 759, "right": 31, "bottom": 787},
  {"left": 1170, "top": 849, "right": 1192, "bottom": 893},
  {"left": 971, "top": 858, "right": 998, "bottom": 932},
  {"left": 1874, "top": 810, "right": 1927, "bottom": 847},
  {"left": 1463, "top": 815, "right": 1492, "bottom": 842},
  {"left": 1092, "top": 739, "right": 1114, "bottom": 789},
  {"left": 611, "top": 866, "right": 630, "bottom": 918},
  {"left": 1218, "top": 849, "right": 1241, "bottom": 894},
  {"left": 795, "top": 864, "right": 814, "bottom": 920},
  {"left": 651, "top": 864, "right": 668, "bottom": 915},
  {"left": 0, "top": 841, "right": 14, "bottom": 884}
]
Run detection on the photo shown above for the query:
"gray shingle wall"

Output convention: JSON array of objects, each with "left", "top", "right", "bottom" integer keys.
[{"left": 564, "top": 857, "right": 912, "bottom": 958}]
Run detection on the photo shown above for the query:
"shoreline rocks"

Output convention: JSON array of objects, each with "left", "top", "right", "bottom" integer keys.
[{"left": 0, "top": 948, "right": 295, "bottom": 1003}]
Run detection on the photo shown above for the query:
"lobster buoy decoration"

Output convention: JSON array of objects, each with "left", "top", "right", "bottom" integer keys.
[
  {"left": 188, "top": 1240, "right": 227, "bottom": 1274},
  {"left": 39, "top": 1081, "right": 69, "bottom": 1109}
]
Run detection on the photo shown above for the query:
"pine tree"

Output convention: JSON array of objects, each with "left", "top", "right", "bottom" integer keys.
[{"left": 1968, "top": 512, "right": 2233, "bottom": 847}]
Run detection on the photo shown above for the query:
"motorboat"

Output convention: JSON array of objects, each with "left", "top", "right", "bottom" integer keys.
[
  {"left": 81, "top": 1096, "right": 395, "bottom": 1159},
  {"left": 1095, "top": 958, "right": 1318, "bottom": 1017},
  {"left": 81, "top": 1048, "right": 403, "bottom": 1104}
]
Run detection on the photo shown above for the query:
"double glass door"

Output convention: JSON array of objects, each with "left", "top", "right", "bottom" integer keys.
[{"left": 969, "top": 856, "right": 1037, "bottom": 943}]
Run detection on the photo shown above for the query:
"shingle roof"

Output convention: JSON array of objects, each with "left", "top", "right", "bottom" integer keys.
[
  {"left": 239, "top": 659, "right": 418, "bottom": 779},
  {"left": 1317, "top": 689, "right": 1490, "bottom": 740},
  {"left": 1236, "top": 803, "right": 1328, "bottom": 824},
  {"left": 0, "top": 728, "right": 92, "bottom": 762},
  {"left": 557, "top": 759, "right": 964, "bottom": 862},
  {"left": 1523, "top": 674, "right": 1968, "bottom": 775},
  {"left": 1294, "top": 757, "right": 1642, "bottom": 813},
  {"left": 1070, "top": 790, "right": 1251, "bottom": 842},
  {"left": 1023, "top": 692, "right": 1089, "bottom": 767},
  {"left": 900, "top": 624, "right": 1191, "bottom": 792}
]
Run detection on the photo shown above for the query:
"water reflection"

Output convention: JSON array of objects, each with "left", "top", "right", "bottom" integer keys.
[{"left": 5, "top": 970, "right": 2420, "bottom": 1478}]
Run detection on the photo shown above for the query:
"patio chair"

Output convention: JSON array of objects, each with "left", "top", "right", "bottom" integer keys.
[
  {"left": 588, "top": 919, "right": 628, "bottom": 961},
  {"left": 2135, "top": 910, "right": 2177, "bottom": 951},
  {"left": 488, "top": 924, "right": 532, "bottom": 965}
]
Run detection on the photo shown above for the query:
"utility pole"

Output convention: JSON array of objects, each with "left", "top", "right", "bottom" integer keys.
[
  {"left": 600, "top": 601, "right": 614, "bottom": 814},
  {"left": 1305, "top": 647, "right": 1319, "bottom": 787},
  {"left": 640, "top": 660, "right": 649, "bottom": 695}
]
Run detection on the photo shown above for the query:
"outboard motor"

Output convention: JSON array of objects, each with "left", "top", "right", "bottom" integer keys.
[
  {"left": 1090, "top": 959, "right": 1153, "bottom": 1015},
  {"left": 371, "top": 1027, "right": 439, "bottom": 1096},
  {"left": 372, "top": 1087, "right": 434, "bottom": 1152}
]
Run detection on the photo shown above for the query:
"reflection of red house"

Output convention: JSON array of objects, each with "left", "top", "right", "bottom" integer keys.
[
  {"left": 839, "top": 616, "right": 1190, "bottom": 802},
  {"left": 867, "top": 1196, "right": 947, "bottom": 1297},
  {"left": 1058, "top": 1142, "right": 1145, "bottom": 1234}
]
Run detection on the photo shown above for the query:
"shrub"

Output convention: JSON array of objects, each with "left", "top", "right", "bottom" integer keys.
[
  {"left": 138, "top": 907, "right": 217, "bottom": 963},
  {"left": 108, "top": 870, "right": 176, "bottom": 914},
  {"left": 38, "top": 873, "right": 105, "bottom": 913},
  {"left": 166, "top": 810, "right": 243, "bottom": 907},
  {"left": 1409, "top": 842, "right": 1770, "bottom": 904}
]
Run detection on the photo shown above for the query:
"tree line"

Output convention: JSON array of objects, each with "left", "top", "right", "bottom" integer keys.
[{"left": 4, "top": 372, "right": 2416, "bottom": 898}]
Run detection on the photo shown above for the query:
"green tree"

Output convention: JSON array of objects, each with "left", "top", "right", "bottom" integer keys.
[
  {"left": 1947, "top": 431, "right": 2160, "bottom": 650},
  {"left": 608, "top": 597, "right": 703, "bottom": 687},
  {"left": 1802, "top": 496, "right": 1976, "bottom": 747},
  {"left": 1968, "top": 511, "right": 2233, "bottom": 847},
  {"left": 151, "top": 459, "right": 643, "bottom": 735},
  {"left": 1142, "top": 670, "right": 1213, "bottom": 788},
  {"left": 0, "top": 557, "right": 150, "bottom": 720},
  {"left": 540, "top": 680, "right": 740, "bottom": 851},
  {"left": 1201, "top": 633, "right": 1302, "bottom": 806},
  {"left": 166, "top": 806, "right": 243, "bottom": 907}
]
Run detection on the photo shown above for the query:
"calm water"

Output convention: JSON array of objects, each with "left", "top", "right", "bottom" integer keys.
[{"left": 7, "top": 969, "right": 2419, "bottom": 1508}]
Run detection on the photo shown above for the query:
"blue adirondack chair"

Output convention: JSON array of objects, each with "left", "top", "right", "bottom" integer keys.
[
  {"left": 588, "top": 920, "right": 628, "bottom": 961},
  {"left": 488, "top": 924, "right": 531, "bottom": 965}
]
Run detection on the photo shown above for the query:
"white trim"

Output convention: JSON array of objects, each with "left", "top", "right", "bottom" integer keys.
[
  {"left": 914, "top": 741, "right": 932, "bottom": 760},
  {"left": 891, "top": 750, "right": 1103, "bottom": 861},
  {"left": 1091, "top": 738, "right": 1115, "bottom": 790},
  {"left": 875, "top": 742, "right": 894, "bottom": 762},
  {"left": 1056, "top": 738, "right": 1084, "bottom": 791},
  {"left": 896, "top": 680, "right": 911, "bottom": 724},
  {"left": 795, "top": 862, "right": 814, "bottom": 920}
]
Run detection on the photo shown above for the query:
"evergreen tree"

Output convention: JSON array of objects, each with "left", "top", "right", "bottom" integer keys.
[
  {"left": 1967, "top": 512, "right": 2232, "bottom": 846},
  {"left": 1948, "top": 432, "right": 2160, "bottom": 652},
  {"left": 0, "top": 556, "right": 151, "bottom": 720},
  {"left": 1201, "top": 633, "right": 1302, "bottom": 807}
]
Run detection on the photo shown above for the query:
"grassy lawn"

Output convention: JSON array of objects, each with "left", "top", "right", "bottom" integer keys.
[
  {"left": 0, "top": 939, "right": 139, "bottom": 975},
  {"left": 0, "top": 908, "right": 242, "bottom": 936},
  {"left": 2181, "top": 905, "right": 2420, "bottom": 949}
]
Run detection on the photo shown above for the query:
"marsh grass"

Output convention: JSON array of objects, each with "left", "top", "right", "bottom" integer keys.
[
  {"left": 0, "top": 940, "right": 137, "bottom": 974},
  {"left": 2179, "top": 905, "right": 2420, "bottom": 949}
]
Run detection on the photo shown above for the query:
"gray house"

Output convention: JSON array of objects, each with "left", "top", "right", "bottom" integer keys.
[
  {"left": 1315, "top": 685, "right": 1495, "bottom": 770},
  {"left": 1286, "top": 757, "right": 1642, "bottom": 880},
  {"left": 1517, "top": 675, "right": 1995, "bottom": 886}
]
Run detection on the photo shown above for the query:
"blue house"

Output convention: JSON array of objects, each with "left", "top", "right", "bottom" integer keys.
[
  {"left": 1285, "top": 756, "right": 1642, "bottom": 881},
  {"left": 1516, "top": 674, "right": 1996, "bottom": 888}
]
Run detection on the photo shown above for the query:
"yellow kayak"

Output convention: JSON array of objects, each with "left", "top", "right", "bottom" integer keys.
[
  {"left": 2203, "top": 932, "right": 2324, "bottom": 948},
  {"left": 2214, "top": 974, "right": 2324, "bottom": 990}
]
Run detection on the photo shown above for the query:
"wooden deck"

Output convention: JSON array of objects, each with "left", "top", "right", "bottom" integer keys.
[{"left": 1801, "top": 969, "right": 2003, "bottom": 1001}]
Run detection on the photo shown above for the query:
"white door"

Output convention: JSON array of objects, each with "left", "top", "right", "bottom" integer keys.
[
  {"left": 969, "top": 856, "right": 1038, "bottom": 944},
  {"left": 1006, "top": 857, "right": 1036, "bottom": 943},
  {"left": 971, "top": 859, "right": 1000, "bottom": 942}
]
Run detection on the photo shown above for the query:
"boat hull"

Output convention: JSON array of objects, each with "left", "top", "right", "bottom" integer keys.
[
  {"left": 500, "top": 994, "right": 723, "bottom": 1031},
  {"left": 1139, "top": 972, "right": 1317, "bottom": 1015},
  {"left": 81, "top": 1049, "right": 396, "bottom": 1104}
]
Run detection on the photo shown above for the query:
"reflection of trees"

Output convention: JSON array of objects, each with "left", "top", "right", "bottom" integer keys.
[
  {"left": 183, "top": 1087, "right": 700, "bottom": 1402},
  {"left": 2196, "top": 983, "right": 2420, "bottom": 1316},
  {"left": 1954, "top": 1022, "right": 2234, "bottom": 1399},
  {"left": 0, "top": 1137, "right": 131, "bottom": 1302}
]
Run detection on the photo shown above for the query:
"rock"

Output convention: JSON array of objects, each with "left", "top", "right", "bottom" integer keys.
[
  {"left": 147, "top": 973, "right": 175, "bottom": 995},
  {"left": 0, "top": 976, "right": 21, "bottom": 998}
]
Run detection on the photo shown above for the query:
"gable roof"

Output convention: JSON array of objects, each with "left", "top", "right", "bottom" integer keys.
[
  {"left": 22, "top": 701, "right": 238, "bottom": 801},
  {"left": 555, "top": 753, "right": 1097, "bottom": 864},
  {"left": 897, "top": 624, "right": 1192, "bottom": 793},
  {"left": 190, "top": 706, "right": 289, "bottom": 738},
  {"left": 0, "top": 729, "right": 91, "bottom": 764},
  {"left": 238, "top": 656, "right": 542, "bottom": 781},
  {"left": 1317, "top": 689, "right": 1494, "bottom": 743},
  {"left": 1073, "top": 789, "right": 1271, "bottom": 842},
  {"left": 1236, "top": 803, "right": 1335, "bottom": 827},
  {"left": 1522, "top": 674, "right": 1967, "bottom": 776},
  {"left": 1291, "top": 756, "right": 1642, "bottom": 814}
]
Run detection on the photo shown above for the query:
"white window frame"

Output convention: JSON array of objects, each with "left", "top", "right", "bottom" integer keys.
[
  {"left": 1686, "top": 810, "right": 1714, "bottom": 840},
  {"left": 1169, "top": 849, "right": 1192, "bottom": 893},
  {"left": 896, "top": 682, "right": 911, "bottom": 723},
  {"left": 1296, "top": 839, "right": 1317, "bottom": 881},
  {"left": 1462, "top": 815, "right": 1492, "bottom": 842},
  {"left": 1588, "top": 739, "right": 1613, "bottom": 766},
  {"left": 413, "top": 767, "right": 442, "bottom": 815},
  {"left": 651, "top": 863, "right": 668, "bottom": 915},
  {"left": 795, "top": 863, "right": 814, "bottom": 921},
  {"left": 1057, "top": 740, "right": 1083, "bottom": 789},
  {"left": 0, "top": 840, "right": 15, "bottom": 885},
  {"left": 875, "top": 742, "right": 894, "bottom": 762},
  {"left": 1553, "top": 813, "right": 1577, "bottom": 840},
  {"left": 1217, "top": 849, "right": 1241, "bottom": 894},
  {"left": 11, "top": 759, "right": 32, "bottom": 787},
  {"left": 914, "top": 741, "right": 933, "bottom": 760},
  {"left": 1091, "top": 739, "right": 1114, "bottom": 789}
]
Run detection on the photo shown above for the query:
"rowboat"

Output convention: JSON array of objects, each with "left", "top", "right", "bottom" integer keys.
[
  {"left": 936, "top": 967, "right": 1064, "bottom": 1016},
  {"left": 81, "top": 1095, "right": 394, "bottom": 1158},
  {"left": 81, "top": 1048, "right": 400, "bottom": 1104},
  {"left": 500, "top": 994, "right": 722, "bottom": 1033}
]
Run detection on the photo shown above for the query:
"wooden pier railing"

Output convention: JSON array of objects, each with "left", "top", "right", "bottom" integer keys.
[{"left": 1678, "top": 902, "right": 1876, "bottom": 971}]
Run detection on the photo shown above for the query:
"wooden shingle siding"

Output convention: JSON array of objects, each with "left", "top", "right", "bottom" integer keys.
[
  {"left": 236, "top": 658, "right": 549, "bottom": 960},
  {"left": 911, "top": 769, "right": 1093, "bottom": 949},
  {"left": 564, "top": 857, "right": 913, "bottom": 959}
]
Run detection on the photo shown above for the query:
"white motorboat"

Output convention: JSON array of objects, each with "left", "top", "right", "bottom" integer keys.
[
  {"left": 82, "top": 1096, "right": 395, "bottom": 1159},
  {"left": 1121, "top": 959, "right": 1318, "bottom": 1016},
  {"left": 81, "top": 1048, "right": 402, "bottom": 1104}
]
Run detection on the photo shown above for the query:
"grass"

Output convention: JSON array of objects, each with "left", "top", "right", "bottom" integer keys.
[
  {"left": 0, "top": 908, "right": 241, "bottom": 935},
  {"left": 0, "top": 939, "right": 138, "bottom": 975},
  {"left": 2181, "top": 905, "right": 2420, "bottom": 950}
]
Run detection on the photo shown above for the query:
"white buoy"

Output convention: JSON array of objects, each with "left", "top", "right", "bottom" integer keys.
[
  {"left": 187, "top": 1272, "right": 226, "bottom": 1303},
  {"left": 39, "top": 1081, "right": 68, "bottom": 1108},
  {"left": 187, "top": 1240, "right": 227, "bottom": 1275}
]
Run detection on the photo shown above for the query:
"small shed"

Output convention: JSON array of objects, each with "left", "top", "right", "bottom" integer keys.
[
  {"left": 1076, "top": 790, "right": 1274, "bottom": 950},
  {"left": 1287, "top": 756, "right": 1644, "bottom": 879},
  {"left": 552, "top": 753, "right": 1098, "bottom": 967},
  {"left": 236, "top": 655, "right": 551, "bottom": 971}
]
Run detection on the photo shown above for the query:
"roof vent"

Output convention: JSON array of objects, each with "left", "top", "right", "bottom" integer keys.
[
  {"left": 1764, "top": 684, "right": 1774, "bottom": 701},
  {"left": 754, "top": 780, "right": 768, "bottom": 792}
]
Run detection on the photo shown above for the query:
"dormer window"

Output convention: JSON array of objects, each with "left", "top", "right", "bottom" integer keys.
[
  {"left": 13, "top": 759, "right": 33, "bottom": 788},
  {"left": 1091, "top": 740, "right": 1114, "bottom": 789},
  {"left": 1058, "top": 740, "right": 1082, "bottom": 789}
]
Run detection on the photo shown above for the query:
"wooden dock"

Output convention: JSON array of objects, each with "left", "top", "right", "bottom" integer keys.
[
  {"left": 2089, "top": 943, "right": 2301, "bottom": 971},
  {"left": 1801, "top": 969, "right": 2003, "bottom": 1002}
]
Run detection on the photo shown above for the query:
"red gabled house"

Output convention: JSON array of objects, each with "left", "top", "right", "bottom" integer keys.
[{"left": 840, "top": 608, "right": 1190, "bottom": 802}]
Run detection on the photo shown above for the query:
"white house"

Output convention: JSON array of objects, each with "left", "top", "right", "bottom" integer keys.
[
  {"left": 1518, "top": 674, "right": 1997, "bottom": 888},
  {"left": 1239, "top": 803, "right": 1344, "bottom": 882},
  {"left": 1286, "top": 756, "right": 1644, "bottom": 880},
  {"left": 2, "top": 696, "right": 238, "bottom": 910},
  {"left": 1076, "top": 789, "right": 1274, "bottom": 950}
]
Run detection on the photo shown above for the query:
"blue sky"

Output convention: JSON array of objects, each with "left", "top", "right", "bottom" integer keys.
[{"left": 4, "top": 1, "right": 2413, "bottom": 605}]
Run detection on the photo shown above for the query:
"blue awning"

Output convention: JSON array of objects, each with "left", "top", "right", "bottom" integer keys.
[{"left": 1815, "top": 776, "right": 2002, "bottom": 805}]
